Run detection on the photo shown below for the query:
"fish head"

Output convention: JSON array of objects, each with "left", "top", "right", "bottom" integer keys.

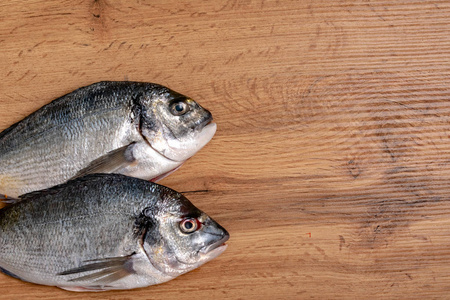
[
  {"left": 140, "top": 191, "right": 229, "bottom": 277},
  {"left": 139, "top": 87, "right": 217, "bottom": 162}
]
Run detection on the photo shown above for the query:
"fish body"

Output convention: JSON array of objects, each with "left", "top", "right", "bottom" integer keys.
[
  {"left": 0, "top": 174, "right": 229, "bottom": 291},
  {"left": 0, "top": 81, "right": 216, "bottom": 198}
]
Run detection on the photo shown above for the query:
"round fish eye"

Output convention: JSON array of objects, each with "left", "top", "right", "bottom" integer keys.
[
  {"left": 170, "top": 100, "right": 190, "bottom": 116},
  {"left": 179, "top": 218, "right": 200, "bottom": 234}
]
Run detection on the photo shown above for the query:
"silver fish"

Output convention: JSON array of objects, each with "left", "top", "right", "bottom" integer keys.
[
  {"left": 0, "top": 174, "right": 229, "bottom": 292},
  {"left": 0, "top": 81, "right": 216, "bottom": 198}
]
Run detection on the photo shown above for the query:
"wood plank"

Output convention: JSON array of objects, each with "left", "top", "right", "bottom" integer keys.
[{"left": 0, "top": 0, "right": 449, "bottom": 298}]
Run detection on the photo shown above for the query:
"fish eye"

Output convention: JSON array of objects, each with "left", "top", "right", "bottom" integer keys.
[
  {"left": 179, "top": 218, "right": 200, "bottom": 234},
  {"left": 170, "top": 100, "right": 190, "bottom": 116}
]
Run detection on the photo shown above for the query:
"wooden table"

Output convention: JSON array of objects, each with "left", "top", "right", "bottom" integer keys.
[{"left": 1, "top": 0, "right": 449, "bottom": 299}]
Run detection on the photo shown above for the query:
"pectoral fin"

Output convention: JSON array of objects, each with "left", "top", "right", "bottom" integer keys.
[
  {"left": 57, "top": 255, "right": 135, "bottom": 285},
  {"left": 72, "top": 143, "right": 136, "bottom": 179}
]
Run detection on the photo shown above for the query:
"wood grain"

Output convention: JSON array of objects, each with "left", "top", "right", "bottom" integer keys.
[{"left": 0, "top": 0, "right": 449, "bottom": 299}]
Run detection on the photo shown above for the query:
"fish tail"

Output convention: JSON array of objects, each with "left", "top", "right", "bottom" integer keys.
[{"left": 0, "top": 194, "right": 20, "bottom": 204}]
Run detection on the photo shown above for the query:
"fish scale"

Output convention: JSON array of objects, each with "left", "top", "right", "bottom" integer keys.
[{"left": 1, "top": 108, "right": 134, "bottom": 179}]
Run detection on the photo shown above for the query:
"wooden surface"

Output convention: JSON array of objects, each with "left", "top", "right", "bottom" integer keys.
[{"left": 1, "top": 0, "right": 450, "bottom": 299}]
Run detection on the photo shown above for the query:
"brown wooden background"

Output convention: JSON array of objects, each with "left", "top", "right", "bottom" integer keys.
[{"left": 1, "top": 0, "right": 450, "bottom": 299}]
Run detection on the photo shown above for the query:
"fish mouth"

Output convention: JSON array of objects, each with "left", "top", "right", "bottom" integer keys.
[
  {"left": 193, "top": 108, "right": 213, "bottom": 132},
  {"left": 143, "top": 121, "right": 217, "bottom": 163},
  {"left": 169, "top": 233, "right": 228, "bottom": 269},
  {"left": 194, "top": 119, "right": 215, "bottom": 134},
  {"left": 196, "top": 114, "right": 214, "bottom": 132},
  {"left": 197, "top": 121, "right": 216, "bottom": 136},
  {"left": 199, "top": 234, "right": 229, "bottom": 256}
]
